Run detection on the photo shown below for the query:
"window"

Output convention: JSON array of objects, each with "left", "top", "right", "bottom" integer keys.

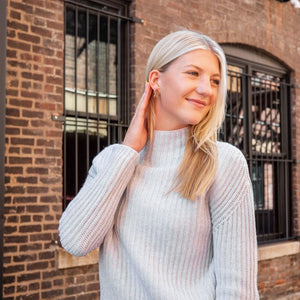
[
  {"left": 63, "top": 0, "right": 131, "bottom": 209},
  {"left": 221, "top": 45, "right": 292, "bottom": 244}
]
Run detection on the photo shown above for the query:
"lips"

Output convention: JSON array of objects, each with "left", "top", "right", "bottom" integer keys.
[{"left": 186, "top": 98, "right": 207, "bottom": 109}]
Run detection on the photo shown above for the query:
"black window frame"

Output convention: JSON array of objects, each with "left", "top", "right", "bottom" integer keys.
[
  {"left": 63, "top": 0, "right": 132, "bottom": 209},
  {"left": 221, "top": 50, "right": 292, "bottom": 244}
]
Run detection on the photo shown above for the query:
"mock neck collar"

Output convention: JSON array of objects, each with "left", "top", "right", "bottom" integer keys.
[{"left": 140, "top": 127, "right": 189, "bottom": 167}]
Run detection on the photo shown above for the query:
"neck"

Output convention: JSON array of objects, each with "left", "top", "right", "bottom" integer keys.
[{"left": 141, "top": 127, "right": 189, "bottom": 167}]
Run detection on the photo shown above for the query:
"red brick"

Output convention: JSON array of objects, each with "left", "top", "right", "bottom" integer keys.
[
  {"left": 7, "top": 39, "right": 31, "bottom": 51},
  {"left": 6, "top": 128, "right": 20, "bottom": 135},
  {"left": 34, "top": 7, "right": 56, "bottom": 19},
  {"left": 7, "top": 49, "right": 17, "bottom": 58},
  {"left": 6, "top": 108, "right": 20, "bottom": 117},
  {"left": 32, "top": 45, "right": 54, "bottom": 56},
  {"left": 16, "top": 285, "right": 28, "bottom": 293},
  {"left": 20, "top": 215, "right": 31, "bottom": 222},
  {"left": 17, "top": 32, "right": 40, "bottom": 44},
  {"left": 9, "top": 98, "right": 33, "bottom": 108},
  {"left": 22, "top": 109, "right": 44, "bottom": 118},
  {"left": 30, "top": 25, "right": 52, "bottom": 38},
  {"left": 10, "top": 1, "right": 34, "bottom": 14},
  {"left": 4, "top": 265, "right": 25, "bottom": 274},
  {"left": 7, "top": 20, "right": 28, "bottom": 32},
  {"left": 11, "top": 137, "right": 34, "bottom": 146},
  {"left": 26, "top": 186, "right": 49, "bottom": 194},
  {"left": 20, "top": 90, "right": 42, "bottom": 100},
  {"left": 29, "top": 282, "right": 40, "bottom": 291},
  {"left": 4, "top": 285, "right": 15, "bottom": 294},
  {"left": 9, "top": 157, "right": 32, "bottom": 164},
  {"left": 46, "top": 75, "right": 62, "bottom": 85},
  {"left": 5, "top": 186, "right": 25, "bottom": 194},
  {"left": 46, "top": 20, "right": 63, "bottom": 31},
  {"left": 25, "top": 0, "right": 45, "bottom": 8},
  {"left": 17, "top": 272, "right": 41, "bottom": 283},
  {"left": 22, "top": 128, "right": 43, "bottom": 136},
  {"left": 19, "top": 244, "right": 42, "bottom": 252},
  {"left": 13, "top": 254, "right": 37, "bottom": 263},
  {"left": 4, "top": 226, "right": 18, "bottom": 234},
  {"left": 21, "top": 71, "right": 43, "bottom": 81},
  {"left": 4, "top": 235, "right": 28, "bottom": 244},
  {"left": 26, "top": 205, "right": 49, "bottom": 213},
  {"left": 6, "top": 118, "right": 28, "bottom": 127},
  {"left": 19, "top": 225, "right": 42, "bottom": 233},
  {"left": 21, "top": 81, "right": 31, "bottom": 89},
  {"left": 66, "top": 285, "right": 85, "bottom": 295},
  {"left": 5, "top": 166, "right": 23, "bottom": 174},
  {"left": 7, "top": 60, "right": 31, "bottom": 70},
  {"left": 7, "top": 28, "right": 16, "bottom": 38},
  {"left": 41, "top": 289, "right": 63, "bottom": 299},
  {"left": 6, "top": 89, "right": 18, "bottom": 96},
  {"left": 16, "top": 176, "right": 37, "bottom": 184},
  {"left": 26, "top": 167, "right": 49, "bottom": 175},
  {"left": 10, "top": 10, "right": 21, "bottom": 20}
]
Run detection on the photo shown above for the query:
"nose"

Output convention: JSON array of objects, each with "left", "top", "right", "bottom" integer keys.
[{"left": 196, "top": 76, "right": 213, "bottom": 97}]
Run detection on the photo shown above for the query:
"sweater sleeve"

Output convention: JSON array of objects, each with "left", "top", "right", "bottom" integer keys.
[
  {"left": 59, "top": 144, "right": 140, "bottom": 257},
  {"left": 209, "top": 143, "right": 259, "bottom": 299}
]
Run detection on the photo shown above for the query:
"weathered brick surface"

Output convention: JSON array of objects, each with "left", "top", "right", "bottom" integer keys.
[
  {"left": 4, "top": 0, "right": 100, "bottom": 299},
  {"left": 4, "top": 0, "right": 299, "bottom": 299},
  {"left": 258, "top": 253, "right": 300, "bottom": 299}
]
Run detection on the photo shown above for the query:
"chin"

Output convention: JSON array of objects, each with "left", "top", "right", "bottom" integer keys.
[{"left": 186, "top": 117, "right": 203, "bottom": 126}]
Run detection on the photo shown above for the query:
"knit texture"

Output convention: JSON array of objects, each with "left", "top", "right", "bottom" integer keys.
[{"left": 59, "top": 127, "right": 259, "bottom": 299}]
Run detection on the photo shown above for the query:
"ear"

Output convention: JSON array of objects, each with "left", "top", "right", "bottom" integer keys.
[{"left": 148, "top": 70, "right": 160, "bottom": 91}]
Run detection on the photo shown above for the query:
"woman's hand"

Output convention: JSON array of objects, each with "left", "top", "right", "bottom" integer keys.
[{"left": 123, "top": 83, "right": 152, "bottom": 152}]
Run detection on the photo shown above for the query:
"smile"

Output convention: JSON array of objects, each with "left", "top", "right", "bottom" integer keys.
[{"left": 186, "top": 98, "right": 207, "bottom": 109}]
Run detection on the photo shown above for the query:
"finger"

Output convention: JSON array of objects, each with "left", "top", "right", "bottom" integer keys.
[{"left": 136, "top": 83, "right": 152, "bottom": 114}]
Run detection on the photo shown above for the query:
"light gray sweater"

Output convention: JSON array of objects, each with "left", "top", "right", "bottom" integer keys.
[{"left": 59, "top": 127, "right": 259, "bottom": 299}]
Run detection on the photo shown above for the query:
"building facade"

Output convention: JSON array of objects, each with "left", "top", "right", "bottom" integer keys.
[{"left": 1, "top": 0, "right": 300, "bottom": 299}]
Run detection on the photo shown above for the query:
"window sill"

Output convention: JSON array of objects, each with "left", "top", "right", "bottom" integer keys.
[
  {"left": 258, "top": 241, "right": 300, "bottom": 261},
  {"left": 57, "top": 247, "right": 99, "bottom": 269},
  {"left": 57, "top": 241, "right": 300, "bottom": 268}
]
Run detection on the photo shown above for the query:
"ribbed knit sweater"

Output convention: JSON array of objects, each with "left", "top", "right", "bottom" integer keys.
[{"left": 59, "top": 127, "right": 259, "bottom": 299}]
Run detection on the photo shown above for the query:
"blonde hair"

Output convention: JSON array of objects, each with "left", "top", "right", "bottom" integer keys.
[{"left": 145, "top": 30, "right": 227, "bottom": 200}]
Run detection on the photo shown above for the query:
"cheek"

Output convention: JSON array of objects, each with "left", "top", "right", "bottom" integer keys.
[
  {"left": 160, "top": 85, "right": 177, "bottom": 106},
  {"left": 212, "top": 89, "right": 219, "bottom": 103}
]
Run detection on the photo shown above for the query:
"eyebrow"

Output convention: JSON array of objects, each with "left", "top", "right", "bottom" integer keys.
[{"left": 184, "top": 64, "right": 220, "bottom": 77}]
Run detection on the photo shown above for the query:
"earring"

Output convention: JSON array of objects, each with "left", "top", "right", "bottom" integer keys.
[{"left": 153, "top": 89, "right": 160, "bottom": 99}]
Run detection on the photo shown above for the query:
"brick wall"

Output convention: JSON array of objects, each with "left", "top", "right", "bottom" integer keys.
[
  {"left": 4, "top": 0, "right": 100, "bottom": 299},
  {"left": 258, "top": 253, "right": 300, "bottom": 299}
]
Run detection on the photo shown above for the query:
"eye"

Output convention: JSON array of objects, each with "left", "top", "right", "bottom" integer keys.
[
  {"left": 211, "top": 78, "right": 220, "bottom": 86},
  {"left": 187, "top": 71, "right": 199, "bottom": 77}
]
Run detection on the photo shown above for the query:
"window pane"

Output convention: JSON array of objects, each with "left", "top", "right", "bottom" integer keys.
[
  {"left": 251, "top": 71, "right": 281, "bottom": 154},
  {"left": 223, "top": 57, "right": 291, "bottom": 243},
  {"left": 97, "top": 16, "right": 118, "bottom": 117},
  {"left": 220, "top": 65, "right": 245, "bottom": 150},
  {"left": 87, "top": 13, "right": 98, "bottom": 114},
  {"left": 64, "top": 3, "right": 129, "bottom": 207},
  {"left": 65, "top": 7, "right": 76, "bottom": 110}
]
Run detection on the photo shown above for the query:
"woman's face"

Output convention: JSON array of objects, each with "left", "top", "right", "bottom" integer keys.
[{"left": 153, "top": 49, "right": 220, "bottom": 131}]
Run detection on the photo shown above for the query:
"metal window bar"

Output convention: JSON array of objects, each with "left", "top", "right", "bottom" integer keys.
[
  {"left": 221, "top": 66, "right": 292, "bottom": 244},
  {"left": 63, "top": 1, "right": 130, "bottom": 209}
]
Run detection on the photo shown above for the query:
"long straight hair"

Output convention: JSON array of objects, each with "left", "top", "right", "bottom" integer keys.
[{"left": 145, "top": 30, "right": 227, "bottom": 200}]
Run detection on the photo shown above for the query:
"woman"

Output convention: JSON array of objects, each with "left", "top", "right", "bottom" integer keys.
[{"left": 59, "top": 30, "right": 259, "bottom": 299}]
